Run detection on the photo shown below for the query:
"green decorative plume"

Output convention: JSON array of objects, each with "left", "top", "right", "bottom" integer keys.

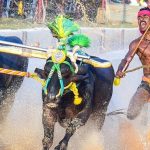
[
  {"left": 68, "top": 34, "right": 91, "bottom": 47},
  {"left": 47, "top": 15, "right": 79, "bottom": 39}
]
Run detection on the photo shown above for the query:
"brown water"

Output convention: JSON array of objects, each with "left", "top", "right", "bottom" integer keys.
[{"left": 0, "top": 56, "right": 150, "bottom": 150}]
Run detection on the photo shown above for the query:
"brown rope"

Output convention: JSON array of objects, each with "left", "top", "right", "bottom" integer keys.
[
  {"left": 0, "top": 67, "right": 45, "bottom": 86},
  {"left": 124, "top": 65, "right": 150, "bottom": 74}
]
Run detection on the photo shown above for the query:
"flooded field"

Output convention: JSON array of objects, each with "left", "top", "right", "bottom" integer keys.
[{"left": 0, "top": 51, "right": 150, "bottom": 150}]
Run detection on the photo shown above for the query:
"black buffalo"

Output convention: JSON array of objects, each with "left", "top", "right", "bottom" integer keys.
[
  {"left": 35, "top": 56, "right": 114, "bottom": 150},
  {"left": 0, "top": 36, "right": 28, "bottom": 120}
]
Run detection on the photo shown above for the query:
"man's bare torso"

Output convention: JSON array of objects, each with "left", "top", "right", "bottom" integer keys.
[{"left": 136, "top": 37, "right": 150, "bottom": 77}]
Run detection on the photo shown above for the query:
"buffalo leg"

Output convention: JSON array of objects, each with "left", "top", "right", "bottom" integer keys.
[
  {"left": 54, "top": 118, "right": 84, "bottom": 150},
  {"left": 55, "top": 86, "right": 93, "bottom": 150},
  {"left": 42, "top": 104, "right": 57, "bottom": 150}
]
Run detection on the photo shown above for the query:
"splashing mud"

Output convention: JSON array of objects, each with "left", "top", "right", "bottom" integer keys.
[
  {"left": 0, "top": 122, "right": 42, "bottom": 150},
  {"left": 119, "top": 119, "right": 144, "bottom": 150},
  {"left": 80, "top": 131, "right": 104, "bottom": 150},
  {"left": 0, "top": 58, "right": 150, "bottom": 150}
]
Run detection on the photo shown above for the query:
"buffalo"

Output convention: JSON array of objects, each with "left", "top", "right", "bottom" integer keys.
[
  {"left": 0, "top": 36, "right": 28, "bottom": 120},
  {"left": 35, "top": 55, "right": 114, "bottom": 150}
]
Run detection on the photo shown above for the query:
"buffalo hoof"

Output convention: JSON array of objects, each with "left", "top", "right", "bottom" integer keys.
[{"left": 54, "top": 142, "right": 67, "bottom": 150}]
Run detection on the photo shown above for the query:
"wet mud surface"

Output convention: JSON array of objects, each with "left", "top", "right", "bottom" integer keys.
[{"left": 0, "top": 55, "right": 150, "bottom": 150}]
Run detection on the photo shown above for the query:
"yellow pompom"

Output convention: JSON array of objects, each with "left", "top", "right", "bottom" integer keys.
[
  {"left": 113, "top": 77, "right": 120, "bottom": 86},
  {"left": 74, "top": 97, "right": 82, "bottom": 105}
]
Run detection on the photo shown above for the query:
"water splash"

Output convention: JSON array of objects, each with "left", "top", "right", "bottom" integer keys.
[{"left": 118, "top": 119, "right": 144, "bottom": 150}]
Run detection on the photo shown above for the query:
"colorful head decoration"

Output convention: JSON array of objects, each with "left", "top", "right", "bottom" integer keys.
[
  {"left": 47, "top": 15, "right": 79, "bottom": 39},
  {"left": 68, "top": 34, "right": 91, "bottom": 48},
  {"left": 46, "top": 15, "right": 92, "bottom": 105}
]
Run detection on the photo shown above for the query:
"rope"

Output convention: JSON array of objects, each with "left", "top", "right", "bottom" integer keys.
[
  {"left": 0, "top": 67, "right": 29, "bottom": 77},
  {"left": 124, "top": 65, "right": 150, "bottom": 74},
  {"left": 44, "top": 59, "right": 75, "bottom": 95},
  {"left": 0, "top": 67, "right": 45, "bottom": 86},
  {"left": 56, "top": 82, "right": 73, "bottom": 97},
  {"left": 56, "top": 82, "right": 82, "bottom": 105},
  {"left": 114, "top": 65, "right": 150, "bottom": 86},
  {"left": 30, "top": 73, "right": 46, "bottom": 86}
]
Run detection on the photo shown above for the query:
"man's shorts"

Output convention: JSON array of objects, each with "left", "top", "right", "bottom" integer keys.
[{"left": 140, "top": 76, "right": 150, "bottom": 94}]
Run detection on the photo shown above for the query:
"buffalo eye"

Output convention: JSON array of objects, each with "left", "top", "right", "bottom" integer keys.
[{"left": 61, "top": 66, "right": 71, "bottom": 78}]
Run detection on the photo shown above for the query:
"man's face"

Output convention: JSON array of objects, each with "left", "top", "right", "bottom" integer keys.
[{"left": 138, "top": 13, "right": 150, "bottom": 33}]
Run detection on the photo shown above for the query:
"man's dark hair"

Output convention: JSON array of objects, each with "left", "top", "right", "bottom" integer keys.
[{"left": 139, "top": 7, "right": 150, "bottom": 11}]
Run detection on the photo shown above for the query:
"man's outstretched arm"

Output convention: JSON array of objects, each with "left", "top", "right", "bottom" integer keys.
[{"left": 116, "top": 41, "right": 137, "bottom": 78}]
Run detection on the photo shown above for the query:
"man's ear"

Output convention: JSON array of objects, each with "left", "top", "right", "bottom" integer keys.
[{"left": 34, "top": 68, "right": 46, "bottom": 79}]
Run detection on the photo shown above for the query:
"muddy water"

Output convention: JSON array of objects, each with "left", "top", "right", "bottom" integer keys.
[{"left": 0, "top": 52, "right": 150, "bottom": 150}]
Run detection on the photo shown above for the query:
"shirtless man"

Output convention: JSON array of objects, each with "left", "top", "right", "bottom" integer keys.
[{"left": 116, "top": 7, "right": 150, "bottom": 120}]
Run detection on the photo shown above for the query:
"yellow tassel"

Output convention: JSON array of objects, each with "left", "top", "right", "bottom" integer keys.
[
  {"left": 113, "top": 77, "right": 120, "bottom": 86},
  {"left": 56, "top": 82, "right": 82, "bottom": 105},
  {"left": 70, "top": 83, "right": 82, "bottom": 105},
  {"left": 74, "top": 96, "right": 82, "bottom": 105}
]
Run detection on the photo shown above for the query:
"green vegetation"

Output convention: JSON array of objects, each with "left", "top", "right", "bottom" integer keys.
[
  {"left": 0, "top": 18, "right": 45, "bottom": 29},
  {"left": 0, "top": 18, "right": 138, "bottom": 29}
]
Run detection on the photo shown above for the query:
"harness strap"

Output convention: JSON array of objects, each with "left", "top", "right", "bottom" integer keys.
[
  {"left": 0, "top": 67, "right": 45, "bottom": 86},
  {"left": 44, "top": 59, "right": 82, "bottom": 105},
  {"left": 0, "top": 67, "right": 29, "bottom": 77},
  {"left": 63, "top": 61, "right": 75, "bottom": 74},
  {"left": 56, "top": 82, "right": 73, "bottom": 97},
  {"left": 43, "top": 62, "right": 65, "bottom": 95},
  {"left": 46, "top": 60, "right": 75, "bottom": 73},
  {"left": 56, "top": 82, "right": 82, "bottom": 105},
  {"left": 44, "top": 59, "right": 75, "bottom": 95},
  {"left": 55, "top": 63, "right": 64, "bottom": 96}
]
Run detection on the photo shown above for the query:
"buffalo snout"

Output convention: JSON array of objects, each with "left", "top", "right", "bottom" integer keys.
[{"left": 45, "top": 93, "right": 61, "bottom": 108}]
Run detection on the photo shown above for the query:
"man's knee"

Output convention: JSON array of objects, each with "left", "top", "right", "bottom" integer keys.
[
  {"left": 127, "top": 87, "right": 148, "bottom": 120},
  {"left": 127, "top": 112, "right": 138, "bottom": 120},
  {"left": 127, "top": 106, "right": 142, "bottom": 120}
]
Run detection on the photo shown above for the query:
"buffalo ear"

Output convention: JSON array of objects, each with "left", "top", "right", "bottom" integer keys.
[{"left": 34, "top": 68, "right": 46, "bottom": 79}]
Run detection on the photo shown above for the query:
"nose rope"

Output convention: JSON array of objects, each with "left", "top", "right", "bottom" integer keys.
[
  {"left": 44, "top": 59, "right": 82, "bottom": 105},
  {"left": 43, "top": 59, "right": 75, "bottom": 96},
  {"left": 56, "top": 82, "right": 82, "bottom": 105},
  {"left": 43, "top": 63, "right": 64, "bottom": 96}
]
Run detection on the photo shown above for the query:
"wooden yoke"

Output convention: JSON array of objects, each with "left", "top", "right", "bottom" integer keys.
[
  {"left": 0, "top": 46, "right": 49, "bottom": 59},
  {"left": 0, "top": 40, "right": 112, "bottom": 68},
  {"left": 0, "top": 40, "right": 53, "bottom": 59}
]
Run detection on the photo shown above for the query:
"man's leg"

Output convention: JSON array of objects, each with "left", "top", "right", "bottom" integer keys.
[{"left": 127, "top": 83, "right": 150, "bottom": 120}]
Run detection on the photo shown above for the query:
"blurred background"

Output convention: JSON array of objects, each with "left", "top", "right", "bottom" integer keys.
[{"left": 0, "top": 0, "right": 148, "bottom": 29}]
